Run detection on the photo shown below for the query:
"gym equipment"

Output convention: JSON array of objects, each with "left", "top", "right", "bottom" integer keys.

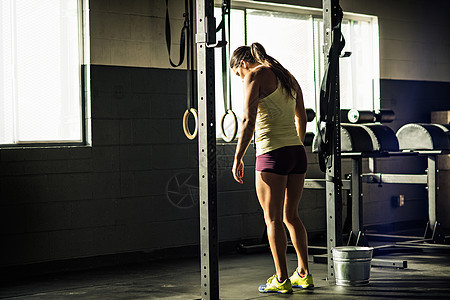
[
  {"left": 396, "top": 123, "right": 450, "bottom": 150},
  {"left": 217, "top": 0, "right": 238, "bottom": 142},
  {"left": 310, "top": 121, "right": 450, "bottom": 267},
  {"left": 165, "top": 0, "right": 192, "bottom": 68},
  {"left": 364, "top": 125, "right": 449, "bottom": 249},
  {"left": 183, "top": 108, "right": 198, "bottom": 140},
  {"left": 165, "top": 0, "right": 199, "bottom": 140},
  {"left": 316, "top": 0, "right": 345, "bottom": 281},
  {"left": 195, "top": 0, "right": 226, "bottom": 298},
  {"left": 319, "top": 123, "right": 399, "bottom": 153},
  {"left": 306, "top": 108, "right": 316, "bottom": 122},
  {"left": 347, "top": 109, "right": 375, "bottom": 123},
  {"left": 346, "top": 109, "right": 395, "bottom": 124},
  {"left": 303, "top": 109, "right": 317, "bottom": 146}
]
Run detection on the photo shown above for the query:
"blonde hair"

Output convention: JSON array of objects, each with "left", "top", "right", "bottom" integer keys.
[{"left": 230, "top": 42, "right": 296, "bottom": 99}]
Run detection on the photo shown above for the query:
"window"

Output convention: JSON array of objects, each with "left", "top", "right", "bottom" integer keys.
[
  {"left": 214, "top": 3, "right": 379, "bottom": 138},
  {"left": 314, "top": 17, "right": 380, "bottom": 111},
  {"left": 0, "top": 0, "right": 88, "bottom": 145},
  {"left": 246, "top": 9, "right": 315, "bottom": 132}
]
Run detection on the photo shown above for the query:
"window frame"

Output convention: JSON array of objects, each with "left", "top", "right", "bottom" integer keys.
[{"left": 0, "top": 0, "right": 91, "bottom": 148}]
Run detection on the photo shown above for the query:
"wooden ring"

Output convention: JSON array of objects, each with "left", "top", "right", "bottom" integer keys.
[
  {"left": 183, "top": 108, "right": 198, "bottom": 140},
  {"left": 220, "top": 109, "right": 238, "bottom": 142}
]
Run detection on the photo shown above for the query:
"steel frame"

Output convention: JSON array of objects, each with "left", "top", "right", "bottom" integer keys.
[
  {"left": 360, "top": 154, "right": 439, "bottom": 232},
  {"left": 344, "top": 151, "right": 449, "bottom": 251},
  {"left": 322, "top": 0, "right": 343, "bottom": 282},
  {"left": 308, "top": 149, "right": 450, "bottom": 270},
  {"left": 195, "top": 0, "right": 354, "bottom": 293},
  {"left": 196, "top": 0, "right": 219, "bottom": 298},
  {"left": 304, "top": 179, "right": 350, "bottom": 190}
]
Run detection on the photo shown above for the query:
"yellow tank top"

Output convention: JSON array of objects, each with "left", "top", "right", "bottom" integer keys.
[{"left": 255, "top": 82, "right": 302, "bottom": 156}]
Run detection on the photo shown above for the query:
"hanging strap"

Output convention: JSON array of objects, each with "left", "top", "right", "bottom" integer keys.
[
  {"left": 317, "top": 3, "right": 345, "bottom": 171},
  {"left": 217, "top": 0, "right": 231, "bottom": 112},
  {"left": 165, "top": 0, "right": 189, "bottom": 68},
  {"left": 167, "top": 0, "right": 198, "bottom": 139},
  {"left": 185, "top": 0, "right": 194, "bottom": 110},
  {"left": 217, "top": 1, "right": 237, "bottom": 142}
]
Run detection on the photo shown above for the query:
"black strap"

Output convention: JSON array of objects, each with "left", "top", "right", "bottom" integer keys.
[
  {"left": 165, "top": 0, "right": 189, "bottom": 68},
  {"left": 317, "top": 3, "right": 345, "bottom": 172},
  {"left": 165, "top": 0, "right": 195, "bottom": 110},
  {"left": 217, "top": 0, "right": 231, "bottom": 112},
  {"left": 217, "top": 0, "right": 240, "bottom": 143},
  {"left": 186, "top": 0, "right": 194, "bottom": 109}
]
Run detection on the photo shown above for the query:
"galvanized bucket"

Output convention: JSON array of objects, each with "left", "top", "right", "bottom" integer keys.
[{"left": 332, "top": 246, "right": 374, "bottom": 286}]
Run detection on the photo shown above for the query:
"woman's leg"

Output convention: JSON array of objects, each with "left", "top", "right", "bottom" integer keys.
[
  {"left": 283, "top": 173, "right": 310, "bottom": 276},
  {"left": 255, "top": 171, "right": 289, "bottom": 281}
]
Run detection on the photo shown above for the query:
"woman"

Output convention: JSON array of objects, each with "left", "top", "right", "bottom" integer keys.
[{"left": 230, "top": 43, "right": 314, "bottom": 294}]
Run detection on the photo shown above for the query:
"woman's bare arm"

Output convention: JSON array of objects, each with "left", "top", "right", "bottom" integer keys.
[
  {"left": 293, "top": 79, "right": 307, "bottom": 143},
  {"left": 232, "top": 72, "right": 260, "bottom": 183}
]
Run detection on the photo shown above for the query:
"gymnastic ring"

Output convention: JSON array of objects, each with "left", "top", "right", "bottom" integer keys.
[
  {"left": 183, "top": 108, "right": 198, "bottom": 140},
  {"left": 220, "top": 109, "right": 238, "bottom": 142}
]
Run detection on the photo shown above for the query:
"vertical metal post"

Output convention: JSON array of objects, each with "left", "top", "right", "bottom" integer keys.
[
  {"left": 196, "top": 0, "right": 219, "bottom": 299},
  {"left": 427, "top": 156, "right": 437, "bottom": 231},
  {"left": 323, "top": 0, "right": 343, "bottom": 282},
  {"left": 351, "top": 158, "right": 362, "bottom": 234},
  {"left": 368, "top": 157, "right": 375, "bottom": 173}
]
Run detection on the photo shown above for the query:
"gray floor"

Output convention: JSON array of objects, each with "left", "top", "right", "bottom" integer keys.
[{"left": 2, "top": 247, "right": 450, "bottom": 299}]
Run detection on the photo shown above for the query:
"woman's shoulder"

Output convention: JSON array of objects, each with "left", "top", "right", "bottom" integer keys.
[
  {"left": 252, "top": 65, "right": 271, "bottom": 75},
  {"left": 250, "top": 66, "right": 277, "bottom": 84}
]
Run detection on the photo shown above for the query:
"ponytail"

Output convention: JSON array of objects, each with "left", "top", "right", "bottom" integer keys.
[
  {"left": 249, "top": 43, "right": 267, "bottom": 65},
  {"left": 230, "top": 42, "right": 296, "bottom": 99}
]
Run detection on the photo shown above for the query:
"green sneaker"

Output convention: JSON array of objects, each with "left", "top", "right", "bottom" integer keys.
[
  {"left": 290, "top": 271, "right": 314, "bottom": 289},
  {"left": 258, "top": 275, "right": 293, "bottom": 294}
]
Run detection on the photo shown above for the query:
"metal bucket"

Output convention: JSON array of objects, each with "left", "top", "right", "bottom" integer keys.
[{"left": 332, "top": 246, "right": 373, "bottom": 286}]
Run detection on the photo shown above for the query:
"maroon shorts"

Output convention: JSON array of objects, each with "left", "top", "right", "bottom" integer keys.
[{"left": 256, "top": 145, "right": 307, "bottom": 175}]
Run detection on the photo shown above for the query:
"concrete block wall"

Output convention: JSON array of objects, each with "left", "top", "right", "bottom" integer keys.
[
  {"left": 1, "top": 0, "right": 450, "bottom": 269},
  {"left": 90, "top": 0, "right": 189, "bottom": 69},
  {"left": 0, "top": 63, "right": 264, "bottom": 268}
]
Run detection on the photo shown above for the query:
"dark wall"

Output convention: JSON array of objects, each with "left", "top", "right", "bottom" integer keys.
[
  {"left": 2, "top": 56, "right": 449, "bottom": 270},
  {"left": 1, "top": 0, "right": 450, "bottom": 271},
  {"left": 381, "top": 79, "right": 450, "bottom": 132},
  {"left": 0, "top": 65, "right": 264, "bottom": 268}
]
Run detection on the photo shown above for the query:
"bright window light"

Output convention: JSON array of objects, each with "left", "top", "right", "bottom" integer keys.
[
  {"left": 246, "top": 9, "right": 315, "bottom": 133},
  {"left": 315, "top": 18, "right": 379, "bottom": 111},
  {"left": 214, "top": 5, "right": 380, "bottom": 138},
  {"left": 0, "top": 0, "right": 83, "bottom": 145}
]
